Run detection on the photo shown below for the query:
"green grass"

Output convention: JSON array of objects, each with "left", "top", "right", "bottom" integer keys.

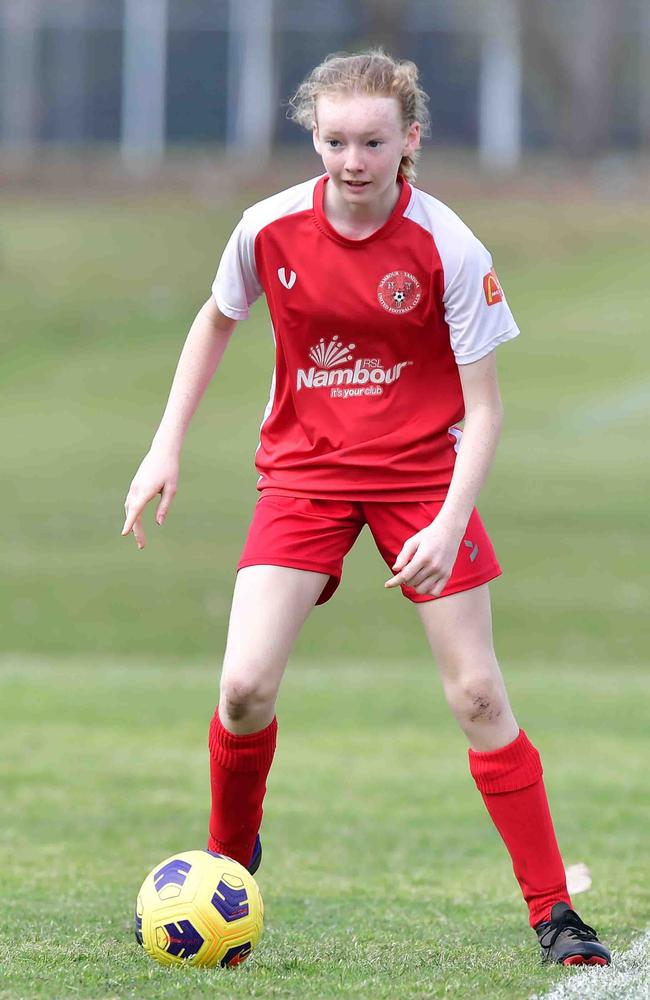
[
  {"left": 1, "top": 184, "right": 649, "bottom": 997},
  {"left": 1, "top": 657, "right": 649, "bottom": 999}
]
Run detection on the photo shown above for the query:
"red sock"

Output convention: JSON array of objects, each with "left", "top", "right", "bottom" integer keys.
[
  {"left": 207, "top": 709, "right": 277, "bottom": 867},
  {"left": 468, "top": 729, "right": 571, "bottom": 927}
]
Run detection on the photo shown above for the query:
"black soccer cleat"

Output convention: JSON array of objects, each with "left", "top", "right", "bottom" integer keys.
[
  {"left": 536, "top": 901, "right": 611, "bottom": 966},
  {"left": 247, "top": 834, "right": 262, "bottom": 875}
]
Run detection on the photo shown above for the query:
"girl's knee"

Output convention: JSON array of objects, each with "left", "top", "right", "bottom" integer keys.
[
  {"left": 444, "top": 667, "right": 508, "bottom": 726},
  {"left": 220, "top": 674, "right": 275, "bottom": 723}
]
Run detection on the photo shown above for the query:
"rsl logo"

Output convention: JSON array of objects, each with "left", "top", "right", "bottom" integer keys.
[
  {"left": 296, "top": 336, "right": 412, "bottom": 397},
  {"left": 308, "top": 335, "right": 355, "bottom": 368},
  {"left": 377, "top": 270, "right": 422, "bottom": 314}
]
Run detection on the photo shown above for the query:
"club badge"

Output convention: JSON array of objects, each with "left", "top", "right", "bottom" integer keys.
[{"left": 377, "top": 271, "right": 422, "bottom": 314}]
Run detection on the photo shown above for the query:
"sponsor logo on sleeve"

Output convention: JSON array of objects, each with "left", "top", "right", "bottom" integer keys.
[{"left": 483, "top": 267, "right": 503, "bottom": 306}]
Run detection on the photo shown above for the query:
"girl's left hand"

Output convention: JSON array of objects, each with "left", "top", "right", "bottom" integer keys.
[{"left": 384, "top": 521, "right": 463, "bottom": 597}]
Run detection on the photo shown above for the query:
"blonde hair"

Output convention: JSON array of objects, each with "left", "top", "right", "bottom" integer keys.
[{"left": 287, "top": 49, "right": 431, "bottom": 182}]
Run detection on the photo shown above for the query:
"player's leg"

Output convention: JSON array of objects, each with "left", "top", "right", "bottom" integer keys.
[
  {"left": 367, "top": 499, "right": 609, "bottom": 961},
  {"left": 219, "top": 564, "right": 329, "bottom": 734},
  {"left": 416, "top": 584, "right": 570, "bottom": 925},
  {"left": 416, "top": 585, "right": 610, "bottom": 964},
  {"left": 208, "top": 565, "right": 329, "bottom": 868},
  {"left": 416, "top": 583, "right": 518, "bottom": 748},
  {"left": 208, "top": 494, "right": 364, "bottom": 870}
]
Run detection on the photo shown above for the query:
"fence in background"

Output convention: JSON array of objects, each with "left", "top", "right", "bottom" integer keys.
[{"left": 1, "top": 0, "right": 649, "bottom": 172}]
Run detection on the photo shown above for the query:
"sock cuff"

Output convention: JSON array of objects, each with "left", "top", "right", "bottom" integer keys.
[
  {"left": 468, "top": 729, "right": 543, "bottom": 794},
  {"left": 208, "top": 709, "right": 278, "bottom": 772}
]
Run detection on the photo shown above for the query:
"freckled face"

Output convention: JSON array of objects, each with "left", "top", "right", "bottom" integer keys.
[{"left": 313, "top": 94, "right": 420, "bottom": 208}]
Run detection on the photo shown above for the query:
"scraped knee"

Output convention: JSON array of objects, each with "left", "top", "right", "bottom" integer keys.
[
  {"left": 446, "top": 669, "right": 507, "bottom": 727},
  {"left": 220, "top": 672, "right": 275, "bottom": 723}
]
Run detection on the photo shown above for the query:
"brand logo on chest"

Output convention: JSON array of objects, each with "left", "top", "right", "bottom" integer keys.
[
  {"left": 277, "top": 267, "right": 297, "bottom": 289},
  {"left": 377, "top": 270, "right": 422, "bottom": 314},
  {"left": 296, "top": 336, "right": 412, "bottom": 398}
]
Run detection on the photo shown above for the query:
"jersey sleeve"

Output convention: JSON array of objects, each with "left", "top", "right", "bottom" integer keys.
[
  {"left": 443, "top": 237, "right": 520, "bottom": 365},
  {"left": 211, "top": 215, "right": 263, "bottom": 321}
]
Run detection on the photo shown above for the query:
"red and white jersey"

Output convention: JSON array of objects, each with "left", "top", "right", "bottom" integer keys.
[{"left": 212, "top": 174, "right": 519, "bottom": 500}]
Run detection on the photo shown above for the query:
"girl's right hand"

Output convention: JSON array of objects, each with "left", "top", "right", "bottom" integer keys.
[{"left": 121, "top": 449, "right": 179, "bottom": 549}]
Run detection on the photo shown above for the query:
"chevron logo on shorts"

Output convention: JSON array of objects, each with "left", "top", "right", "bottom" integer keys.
[{"left": 464, "top": 539, "right": 479, "bottom": 562}]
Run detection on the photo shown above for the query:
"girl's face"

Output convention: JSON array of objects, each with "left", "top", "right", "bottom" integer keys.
[{"left": 313, "top": 93, "right": 420, "bottom": 210}]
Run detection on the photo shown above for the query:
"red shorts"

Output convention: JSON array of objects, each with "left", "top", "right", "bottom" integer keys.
[{"left": 237, "top": 494, "right": 501, "bottom": 606}]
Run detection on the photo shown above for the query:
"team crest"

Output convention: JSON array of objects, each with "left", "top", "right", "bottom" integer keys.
[{"left": 377, "top": 271, "right": 422, "bottom": 314}]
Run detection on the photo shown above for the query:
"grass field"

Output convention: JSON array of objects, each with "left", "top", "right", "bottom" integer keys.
[
  {"left": 1, "top": 657, "right": 649, "bottom": 999},
  {"left": 1, "top": 176, "right": 649, "bottom": 998}
]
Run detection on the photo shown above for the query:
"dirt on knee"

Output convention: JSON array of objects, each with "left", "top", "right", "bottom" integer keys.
[{"left": 467, "top": 691, "right": 503, "bottom": 724}]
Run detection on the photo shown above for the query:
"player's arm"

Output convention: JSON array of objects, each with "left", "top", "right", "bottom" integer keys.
[
  {"left": 122, "top": 298, "right": 237, "bottom": 549},
  {"left": 435, "top": 349, "right": 503, "bottom": 535},
  {"left": 385, "top": 351, "right": 502, "bottom": 595}
]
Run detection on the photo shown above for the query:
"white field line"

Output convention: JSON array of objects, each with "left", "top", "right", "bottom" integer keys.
[
  {"left": 565, "top": 381, "right": 650, "bottom": 431},
  {"left": 532, "top": 931, "right": 650, "bottom": 1000}
]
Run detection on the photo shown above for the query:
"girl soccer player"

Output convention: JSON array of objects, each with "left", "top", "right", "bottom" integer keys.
[{"left": 122, "top": 51, "right": 609, "bottom": 966}]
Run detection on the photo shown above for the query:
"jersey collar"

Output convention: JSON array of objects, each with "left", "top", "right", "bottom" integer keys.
[{"left": 313, "top": 174, "right": 412, "bottom": 247}]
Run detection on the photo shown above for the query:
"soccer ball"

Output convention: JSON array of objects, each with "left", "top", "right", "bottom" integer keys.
[{"left": 135, "top": 850, "right": 264, "bottom": 968}]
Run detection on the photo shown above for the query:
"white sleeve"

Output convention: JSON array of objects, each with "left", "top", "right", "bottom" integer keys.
[
  {"left": 444, "top": 237, "right": 520, "bottom": 365},
  {"left": 211, "top": 216, "right": 263, "bottom": 321}
]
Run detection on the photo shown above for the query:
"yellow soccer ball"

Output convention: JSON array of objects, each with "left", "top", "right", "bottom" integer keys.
[{"left": 135, "top": 850, "right": 264, "bottom": 968}]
